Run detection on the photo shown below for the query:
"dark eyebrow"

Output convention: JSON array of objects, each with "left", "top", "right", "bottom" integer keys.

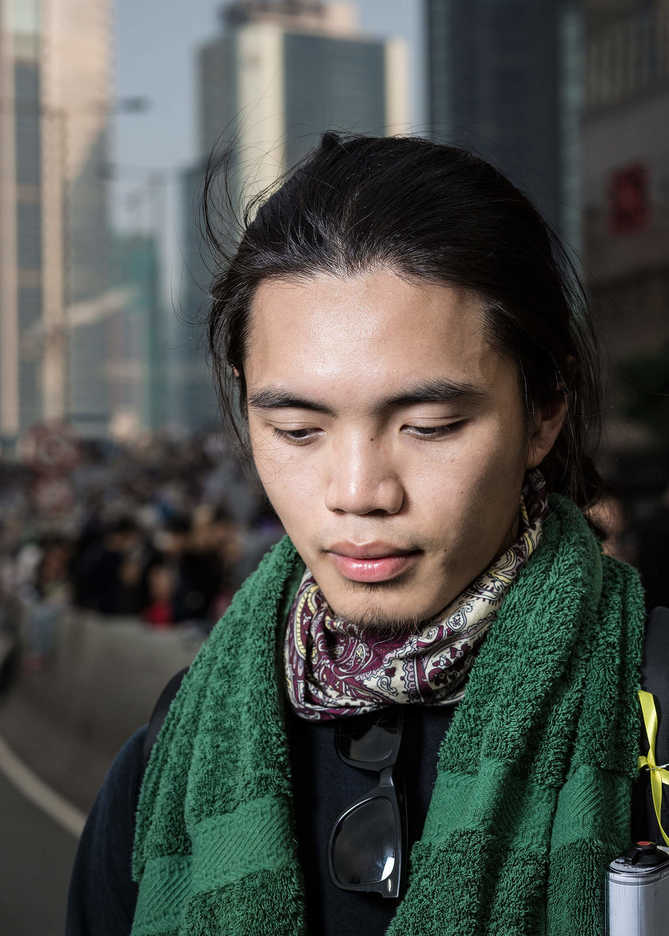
[
  {"left": 381, "top": 379, "right": 487, "bottom": 410},
  {"left": 247, "top": 379, "right": 486, "bottom": 416},
  {"left": 247, "top": 389, "right": 336, "bottom": 416}
]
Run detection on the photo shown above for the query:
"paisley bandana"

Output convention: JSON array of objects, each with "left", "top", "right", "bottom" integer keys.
[{"left": 284, "top": 470, "right": 548, "bottom": 720}]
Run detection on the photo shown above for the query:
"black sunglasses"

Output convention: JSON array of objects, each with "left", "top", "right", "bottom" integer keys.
[{"left": 328, "top": 707, "right": 407, "bottom": 899}]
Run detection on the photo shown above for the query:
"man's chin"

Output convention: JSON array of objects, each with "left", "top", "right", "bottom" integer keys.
[
  {"left": 319, "top": 591, "right": 429, "bottom": 637},
  {"left": 348, "top": 612, "right": 427, "bottom": 638},
  {"left": 311, "top": 562, "right": 451, "bottom": 636}
]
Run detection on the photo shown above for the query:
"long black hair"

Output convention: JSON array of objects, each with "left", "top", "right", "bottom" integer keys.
[{"left": 205, "top": 132, "right": 603, "bottom": 509}]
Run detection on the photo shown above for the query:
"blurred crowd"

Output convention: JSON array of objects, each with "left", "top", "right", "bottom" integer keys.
[
  {"left": 586, "top": 444, "right": 669, "bottom": 612},
  {"left": 0, "top": 428, "right": 283, "bottom": 674},
  {"left": 590, "top": 479, "right": 669, "bottom": 612},
  {"left": 0, "top": 423, "right": 667, "bottom": 681}
]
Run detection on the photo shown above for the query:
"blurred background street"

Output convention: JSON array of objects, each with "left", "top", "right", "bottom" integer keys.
[
  {"left": 2, "top": 0, "right": 669, "bottom": 932},
  {"left": 0, "top": 766, "right": 77, "bottom": 935}
]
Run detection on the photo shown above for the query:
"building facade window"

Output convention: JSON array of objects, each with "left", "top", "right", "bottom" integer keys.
[{"left": 587, "top": 6, "right": 669, "bottom": 113}]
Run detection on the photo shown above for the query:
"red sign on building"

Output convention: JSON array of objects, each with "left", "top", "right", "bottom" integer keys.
[{"left": 608, "top": 163, "right": 649, "bottom": 234}]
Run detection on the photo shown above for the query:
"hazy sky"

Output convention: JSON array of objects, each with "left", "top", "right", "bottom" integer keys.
[{"left": 113, "top": 0, "right": 425, "bottom": 173}]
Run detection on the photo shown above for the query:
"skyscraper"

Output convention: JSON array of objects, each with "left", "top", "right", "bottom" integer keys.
[
  {"left": 199, "top": 1, "right": 407, "bottom": 187},
  {"left": 582, "top": 0, "right": 669, "bottom": 452},
  {"left": 0, "top": 0, "right": 113, "bottom": 448},
  {"left": 44, "top": 0, "right": 113, "bottom": 436},
  {"left": 108, "top": 231, "right": 163, "bottom": 438},
  {"left": 173, "top": 0, "right": 409, "bottom": 433},
  {"left": 1, "top": 0, "right": 49, "bottom": 445},
  {"left": 425, "top": 0, "right": 584, "bottom": 251}
]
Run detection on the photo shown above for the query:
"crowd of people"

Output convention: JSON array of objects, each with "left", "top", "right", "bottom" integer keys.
[
  {"left": 0, "top": 422, "right": 667, "bottom": 679},
  {"left": 0, "top": 429, "right": 283, "bottom": 672}
]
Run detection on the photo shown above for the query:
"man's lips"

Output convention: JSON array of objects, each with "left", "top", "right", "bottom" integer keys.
[{"left": 326, "top": 542, "right": 421, "bottom": 583}]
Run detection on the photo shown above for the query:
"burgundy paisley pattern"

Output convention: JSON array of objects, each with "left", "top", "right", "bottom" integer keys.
[{"left": 285, "top": 470, "right": 548, "bottom": 720}]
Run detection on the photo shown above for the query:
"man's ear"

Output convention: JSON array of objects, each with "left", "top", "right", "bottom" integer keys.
[{"left": 526, "top": 396, "right": 568, "bottom": 469}]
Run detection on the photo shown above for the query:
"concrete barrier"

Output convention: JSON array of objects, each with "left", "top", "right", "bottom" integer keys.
[{"left": 0, "top": 609, "right": 203, "bottom": 813}]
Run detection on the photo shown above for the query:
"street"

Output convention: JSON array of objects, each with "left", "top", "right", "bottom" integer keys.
[
  {"left": 0, "top": 610, "right": 202, "bottom": 934},
  {"left": 0, "top": 766, "right": 78, "bottom": 935}
]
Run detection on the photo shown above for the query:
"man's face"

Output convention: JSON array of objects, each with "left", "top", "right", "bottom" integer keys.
[{"left": 245, "top": 268, "right": 542, "bottom": 627}]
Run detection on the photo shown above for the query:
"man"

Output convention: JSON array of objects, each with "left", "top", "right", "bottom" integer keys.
[{"left": 68, "top": 134, "right": 666, "bottom": 935}]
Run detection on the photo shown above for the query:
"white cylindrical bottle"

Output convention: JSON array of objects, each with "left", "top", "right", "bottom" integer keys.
[{"left": 606, "top": 842, "right": 669, "bottom": 936}]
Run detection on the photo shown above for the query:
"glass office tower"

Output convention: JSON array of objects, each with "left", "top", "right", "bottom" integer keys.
[{"left": 425, "top": 0, "right": 584, "bottom": 252}]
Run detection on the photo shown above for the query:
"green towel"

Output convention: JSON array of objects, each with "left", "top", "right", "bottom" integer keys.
[{"left": 132, "top": 495, "right": 645, "bottom": 935}]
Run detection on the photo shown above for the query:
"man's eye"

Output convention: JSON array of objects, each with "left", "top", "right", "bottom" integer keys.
[
  {"left": 272, "top": 427, "right": 321, "bottom": 444},
  {"left": 403, "top": 422, "right": 465, "bottom": 439}
]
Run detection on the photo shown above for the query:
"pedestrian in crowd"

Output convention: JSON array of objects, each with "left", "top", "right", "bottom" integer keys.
[
  {"left": 0, "top": 556, "right": 20, "bottom": 692},
  {"left": 141, "top": 563, "right": 175, "bottom": 629},
  {"left": 67, "top": 134, "right": 667, "bottom": 936},
  {"left": 20, "top": 535, "right": 71, "bottom": 669},
  {"left": 73, "top": 517, "right": 145, "bottom": 617},
  {"left": 161, "top": 513, "right": 217, "bottom": 624},
  {"left": 586, "top": 490, "right": 634, "bottom": 562},
  {"left": 203, "top": 503, "right": 252, "bottom": 617}
]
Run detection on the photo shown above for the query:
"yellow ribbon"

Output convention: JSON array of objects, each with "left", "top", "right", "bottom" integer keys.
[{"left": 638, "top": 689, "right": 669, "bottom": 846}]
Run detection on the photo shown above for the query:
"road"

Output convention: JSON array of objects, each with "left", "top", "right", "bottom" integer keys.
[
  {"left": 0, "top": 610, "right": 203, "bottom": 934},
  {"left": 0, "top": 766, "right": 79, "bottom": 935}
]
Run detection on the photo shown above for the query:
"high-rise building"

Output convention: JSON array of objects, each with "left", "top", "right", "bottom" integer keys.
[
  {"left": 45, "top": 0, "right": 114, "bottom": 436},
  {"left": 173, "top": 0, "right": 409, "bottom": 433},
  {"left": 0, "top": 0, "right": 113, "bottom": 449},
  {"left": 107, "top": 231, "right": 163, "bottom": 439},
  {"left": 425, "top": 0, "right": 584, "bottom": 252},
  {"left": 166, "top": 162, "right": 219, "bottom": 434},
  {"left": 199, "top": 1, "right": 407, "bottom": 186},
  {"left": 1, "top": 0, "right": 50, "bottom": 446},
  {"left": 582, "top": 0, "right": 669, "bottom": 453}
]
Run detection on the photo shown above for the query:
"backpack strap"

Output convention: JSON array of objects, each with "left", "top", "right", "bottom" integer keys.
[
  {"left": 141, "top": 666, "right": 188, "bottom": 771},
  {"left": 641, "top": 607, "right": 669, "bottom": 754},
  {"left": 637, "top": 606, "right": 669, "bottom": 840}
]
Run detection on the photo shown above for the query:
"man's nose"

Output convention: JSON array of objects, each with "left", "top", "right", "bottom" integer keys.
[{"left": 324, "top": 435, "right": 405, "bottom": 516}]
